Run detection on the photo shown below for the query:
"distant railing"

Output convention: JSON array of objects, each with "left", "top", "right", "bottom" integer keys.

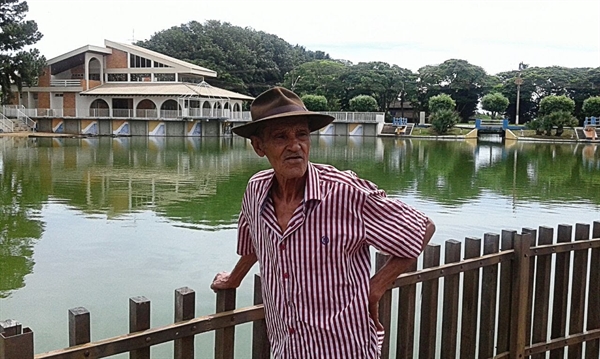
[
  {"left": 584, "top": 116, "right": 598, "bottom": 127},
  {"left": 319, "top": 111, "right": 383, "bottom": 122},
  {"left": 50, "top": 79, "right": 82, "bottom": 87},
  {"left": 1, "top": 105, "right": 36, "bottom": 131},
  {"left": 2, "top": 221, "right": 599, "bottom": 359},
  {"left": 88, "top": 108, "right": 110, "bottom": 117},
  {"left": 19, "top": 107, "right": 381, "bottom": 123},
  {"left": 0, "top": 112, "right": 14, "bottom": 133}
]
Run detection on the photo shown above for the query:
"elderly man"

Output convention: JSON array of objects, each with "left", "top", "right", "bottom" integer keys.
[{"left": 211, "top": 87, "right": 435, "bottom": 359}]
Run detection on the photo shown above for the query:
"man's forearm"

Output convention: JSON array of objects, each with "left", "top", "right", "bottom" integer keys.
[
  {"left": 229, "top": 253, "right": 258, "bottom": 286},
  {"left": 211, "top": 253, "right": 257, "bottom": 291}
]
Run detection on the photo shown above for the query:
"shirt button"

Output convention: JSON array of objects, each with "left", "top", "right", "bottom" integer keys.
[
  {"left": 279, "top": 244, "right": 286, "bottom": 250},
  {"left": 283, "top": 272, "right": 289, "bottom": 279},
  {"left": 289, "top": 327, "right": 296, "bottom": 335}
]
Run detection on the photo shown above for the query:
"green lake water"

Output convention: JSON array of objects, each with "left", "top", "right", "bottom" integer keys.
[{"left": 1, "top": 135, "right": 599, "bottom": 358}]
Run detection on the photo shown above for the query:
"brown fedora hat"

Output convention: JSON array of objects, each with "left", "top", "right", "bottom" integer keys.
[{"left": 232, "top": 86, "right": 334, "bottom": 138}]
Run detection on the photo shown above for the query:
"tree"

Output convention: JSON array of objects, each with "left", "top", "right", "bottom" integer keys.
[
  {"left": 339, "top": 62, "right": 414, "bottom": 113},
  {"left": 428, "top": 94, "right": 456, "bottom": 113},
  {"left": 582, "top": 96, "right": 600, "bottom": 117},
  {"left": 283, "top": 60, "right": 347, "bottom": 110},
  {"left": 496, "top": 66, "right": 600, "bottom": 123},
  {"left": 301, "top": 94, "right": 328, "bottom": 111},
  {"left": 481, "top": 92, "right": 509, "bottom": 119},
  {"left": 537, "top": 95, "right": 577, "bottom": 136},
  {"left": 137, "top": 20, "right": 330, "bottom": 97},
  {"left": 417, "top": 59, "right": 491, "bottom": 122},
  {"left": 0, "top": 0, "right": 46, "bottom": 104},
  {"left": 539, "top": 95, "right": 575, "bottom": 116},
  {"left": 349, "top": 95, "right": 378, "bottom": 112},
  {"left": 430, "top": 109, "right": 459, "bottom": 135}
]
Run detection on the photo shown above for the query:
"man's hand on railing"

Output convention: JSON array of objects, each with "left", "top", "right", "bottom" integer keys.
[{"left": 210, "top": 271, "right": 240, "bottom": 292}]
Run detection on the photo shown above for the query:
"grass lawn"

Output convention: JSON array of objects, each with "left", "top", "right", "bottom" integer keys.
[{"left": 411, "top": 126, "right": 578, "bottom": 140}]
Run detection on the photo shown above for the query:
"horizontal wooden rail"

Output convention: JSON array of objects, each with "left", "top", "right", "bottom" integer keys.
[
  {"left": 35, "top": 305, "right": 264, "bottom": 359},
  {"left": 530, "top": 237, "right": 600, "bottom": 255},
  {"left": 392, "top": 250, "right": 514, "bottom": 287},
  {"left": 525, "top": 328, "right": 600, "bottom": 355}
]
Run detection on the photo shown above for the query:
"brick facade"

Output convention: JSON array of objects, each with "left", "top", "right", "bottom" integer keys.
[
  {"left": 63, "top": 93, "right": 76, "bottom": 117},
  {"left": 106, "top": 49, "right": 128, "bottom": 68},
  {"left": 38, "top": 67, "right": 51, "bottom": 87},
  {"left": 38, "top": 93, "right": 50, "bottom": 109}
]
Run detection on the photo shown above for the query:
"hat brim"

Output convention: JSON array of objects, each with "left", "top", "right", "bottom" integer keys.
[{"left": 231, "top": 111, "right": 334, "bottom": 138}]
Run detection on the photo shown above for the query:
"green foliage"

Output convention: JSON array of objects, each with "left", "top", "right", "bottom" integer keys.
[
  {"left": 582, "top": 96, "right": 600, "bottom": 117},
  {"left": 136, "top": 20, "right": 329, "bottom": 97},
  {"left": 481, "top": 92, "right": 509, "bottom": 119},
  {"left": 527, "top": 111, "right": 578, "bottom": 136},
  {"left": 495, "top": 66, "right": 600, "bottom": 122},
  {"left": 428, "top": 94, "right": 456, "bottom": 113},
  {"left": 339, "top": 61, "right": 415, "bottom": 113},
  {"left": 349, "top": 95, "right": 378, "bottom": 112},
  {"left": 417, "top": 59, "right": 491, "bottom": 122},
  {"left": 301, "top": 94, "right": 328, "bottom": 111},
  {"left": 284, "top": 60, "right": 347, "bottom": 110},
  {"left": 539, "top": 95, "right": 575, "bottom": 116},
  {"left": 0, "top": 0, "right": 46, "bottom": 104},
  {"left": 430, "top": 109, "right": 459, "bottom": 134}
]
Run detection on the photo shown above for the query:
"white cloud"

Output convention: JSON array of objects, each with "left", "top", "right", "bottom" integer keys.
[{"left": 25, "top": 0, "right": 600, "bottom": 74}]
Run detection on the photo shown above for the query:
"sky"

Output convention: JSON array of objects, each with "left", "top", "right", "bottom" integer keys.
[{"left": 24, "top": 0, "right": 600, "bottom": 75}]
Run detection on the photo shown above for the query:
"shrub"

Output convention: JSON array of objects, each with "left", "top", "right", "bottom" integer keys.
[
  {"left": 481, "top": 92, "right": 509, "bottom": 119},
  {"left": 430, "top": 109, "right": 459, "bottom": 134},
  {"left": 349, "top": 95, "right": 378, "bottom": 112},
  {"left": 539, "top": 95, "right": 575, "bottom": 116},
  {"left": 428, "top": 94, "right": 456, "bottom": 113},
  {"left": 301, "top": 94, "right": 328, "bottom": 111},
  {"left": 582, "top": 96, "right": 600, "bottom": 118}
]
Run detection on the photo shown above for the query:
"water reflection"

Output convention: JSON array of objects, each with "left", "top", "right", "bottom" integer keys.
[{"left": 1, "top": 136, "right": 600, "bottom": 299}]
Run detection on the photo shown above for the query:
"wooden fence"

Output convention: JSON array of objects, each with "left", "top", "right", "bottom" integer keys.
[{"left": 1, "top": 221, "right": 599, "bottom": 359}]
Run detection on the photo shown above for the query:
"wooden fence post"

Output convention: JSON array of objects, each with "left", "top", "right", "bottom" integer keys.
[
  {"left": 521, "top": 227, "right": 537, "bottom": 346},
  {"left": 129, "top": 296, "right": 150, "bottom": 359},
  {"left": 395, "top": 261, "right": 417, "bottom": 358},
  {"left": 376, "top": 252, "right": 392, "bottom": 359},
  {"left": 586, "top": 221, "right": 600, "bottom": 358},
  {"left": 174, "top": 287, "right": 195, "bottom": 359},
  {"left": 419, "top": 244, "right": 441, "bottom": 359},
  {"left": 0, "top": 320, "right": 33, "bottom": 359},
  {"left": 252, "top": 275, "right": 270, "bottom": 359},
  {"left": 497, "top": 230, "right": 516, "bottom": 355},
  {"left": 479, "top": 233, "right": 500, "bottom": 358},
  {"left": 215, "top": 289, "right": 236, "bottom": 359},
  {"left": 550, "top": 224, "right": 572, "bottom": 359},
  {"left": 441, "top": 240, "right": 461, "bottom": 359},
  {"left": 509, "top": 233, "right": 532, "bottom": 358},
  {"left": 568, "top": 223, "right": 590, "bottom": 358},
  {"left": 531, "top": 226, "right": 553, "bottom": 359},
  {"left": 68, "top": 307, "right": 90, "bottom": 347},
  {"left": 460, "top": 237, "right": 481, "bottom": 358}
]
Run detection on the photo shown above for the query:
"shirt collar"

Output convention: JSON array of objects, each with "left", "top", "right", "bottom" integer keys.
[{"left": 258, "top": 162, "right": 322, "bottom": 213}]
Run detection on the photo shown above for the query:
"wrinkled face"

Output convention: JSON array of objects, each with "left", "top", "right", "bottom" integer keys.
[{"left": 250, "top": 118, "right": 311, "bottom": 181}]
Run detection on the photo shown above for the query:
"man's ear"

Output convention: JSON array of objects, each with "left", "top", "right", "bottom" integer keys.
[{"left": 250, "top": 136, "right": 266, "bottom": 157}]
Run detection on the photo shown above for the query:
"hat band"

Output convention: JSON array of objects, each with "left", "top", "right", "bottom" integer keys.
[{"left": 259, "top": 104, "right": 307, "bottom": 120}]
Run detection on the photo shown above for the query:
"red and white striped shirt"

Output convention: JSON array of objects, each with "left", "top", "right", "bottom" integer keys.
[{"left": 238, "top": 162, "right": 428, "bottom": 359}]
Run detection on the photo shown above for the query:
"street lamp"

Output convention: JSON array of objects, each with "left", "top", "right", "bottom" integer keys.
[
  {"left": 514, "top": 62, "right": 527, "bottom": 125},
  {"left": 515, "top": 76, "right": 523, "bottom": 125}
]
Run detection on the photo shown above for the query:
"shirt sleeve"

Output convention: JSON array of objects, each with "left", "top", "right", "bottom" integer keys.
[
  {"left": 363, "top": 189, "right": 428, "bottom": 259},
  {"left": 236, "top": 211, "right": 255, "bottom": 256}
]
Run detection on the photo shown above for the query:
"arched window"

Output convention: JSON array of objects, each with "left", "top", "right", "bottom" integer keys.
[
  {"left": 160, "top": 100, "right": 180, "bottom": 119},
  {"left": 136, "top": 99, "right": 157, "bottom": 118},
  {"left": 89, "top": 99, "right": 109, "bottom": 117}
]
